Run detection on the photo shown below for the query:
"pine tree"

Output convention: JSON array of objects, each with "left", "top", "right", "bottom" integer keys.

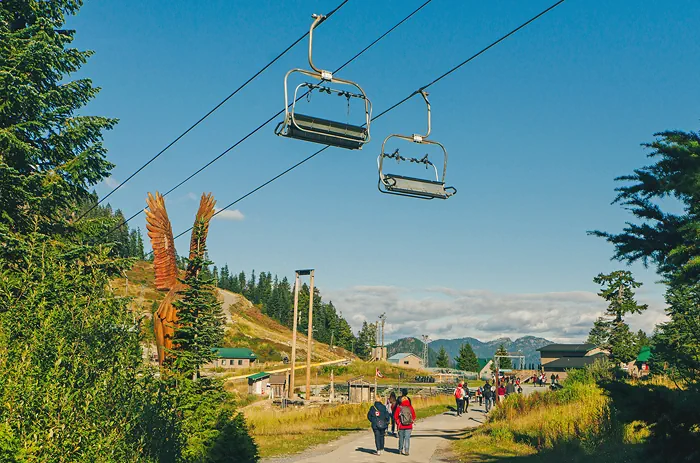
[
  {"left": 494, "top": 344, "right": 512, "bottom": 369},
  {"left": 356, "top": 322, "right": 376, "bottom": 360},
  {"left": 591, "top": 128, "right": 700, "bottom": 387},
  {"left": 591, "top": 271, "right": 648, "bottom": 363},
  {"left": 0, "top": 2, "right": 184, "bottom": 459},
  {"left": 587, "top": 317, "right": 611, "bottom": 348},
  {"left": 456, "top": 343, "right": 479, "bottom": 372},
  {"left": 136, "top": 227, "right": 145, "bottom": 258},
  {"left": 436, "top": 346, "right": 450, "bottom": 368},
  {"left": 171, "top": 247, "right": 225, "bottom": 379}
]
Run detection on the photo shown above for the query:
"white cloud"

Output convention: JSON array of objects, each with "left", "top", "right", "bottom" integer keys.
[
  {"left": 105, "top": 177, "right": 120, "bottom": 189},
  {"left": 213, "top": 208, "right": 244, "bottom": 221},
  {"left": 187, "top": 192, "right": 197, "bottom": 201},
  {"left": 323, "top": 285, "right": 667, "bottom": 344}
]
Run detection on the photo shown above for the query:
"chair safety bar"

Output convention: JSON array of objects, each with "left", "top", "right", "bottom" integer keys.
[{"left": 275, "top": 14, "right": 372, "bottom": 150}]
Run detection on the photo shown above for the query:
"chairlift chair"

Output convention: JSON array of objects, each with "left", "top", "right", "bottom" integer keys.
[
  {"left": 275, "top": 14, "right": 372, "bottom": 150},
  {"left": 377, "top": 91, "right": 456, "bottom": 199}
]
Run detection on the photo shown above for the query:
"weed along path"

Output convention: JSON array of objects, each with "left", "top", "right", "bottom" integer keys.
[{"left": 261, "top": 404, "right": 486, "bottom": 463}]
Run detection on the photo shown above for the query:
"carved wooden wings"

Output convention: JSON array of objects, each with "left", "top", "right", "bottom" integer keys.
[
  {"left": 145, "top": 192, "right": 217, "bottom": 366},
  {"left": 145, "top": 192, "right": 178, "bottom": 291}
]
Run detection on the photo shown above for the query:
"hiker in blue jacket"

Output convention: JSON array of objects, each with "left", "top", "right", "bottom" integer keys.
[{"left": 367, "top": 399, "right": 390, "bottom": 455}]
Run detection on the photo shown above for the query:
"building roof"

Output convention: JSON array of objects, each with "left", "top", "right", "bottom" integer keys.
[
  {"left": 537, "top": 343, "right": 596, "bottom": 353},
  {"left": 388, "top": 352, "right": 420, "bottom": 361},
  {"left": 248, "top": 372, "right": 270, "bottom": 381},
  {"left": 636, "top": 346, "right": 652, "bottom": 363},
  {"left": 542, "top": 356, "right": 601, "bottom": 369},
  {"left": 269, "top": 374, "right": 286, "bottom": 385},
  {"left": 478, "top": 358, "right": 491, "bottom": 370},
  {"left": 213, "top": 347, "right": 257, "bottom": 359}
]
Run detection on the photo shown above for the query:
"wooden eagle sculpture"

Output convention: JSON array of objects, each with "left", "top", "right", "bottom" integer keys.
[{"left": 145, "top": 191, "right": 217, "bottom": 366}]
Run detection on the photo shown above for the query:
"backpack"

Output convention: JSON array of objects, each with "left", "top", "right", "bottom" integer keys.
[
  {"left": 454, "top": 387, "right": 462, "bottom": 399},
  {"left": 398, "top": 405, "right": 414, "bottom": 426},
  {"left": 372, "top": 406, "right": 388, "bottom": 430}
]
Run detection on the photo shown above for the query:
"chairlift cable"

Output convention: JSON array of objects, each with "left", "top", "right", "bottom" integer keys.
[
  {"left": 372, "top": 0, "right": 566, "bottom": 122},
  {"left": 112, "top": 0, "right": 436, "bottom": 235},
  {"left": 163, "top": 0, "right": 567, "bottom": 240},
  {"left": 78, "top": 0, "right": 350, "bottom": 221}
]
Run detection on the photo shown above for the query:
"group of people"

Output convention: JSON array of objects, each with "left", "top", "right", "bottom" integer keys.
[
  {"left": 366, "top": 388, "right": 416, "bottom": 456},
  {"left": 532, "top": 372, "right": 560, "bottom": 387},
  {"left": 474, "top": 377, "right": 524, "bottom": 413}
]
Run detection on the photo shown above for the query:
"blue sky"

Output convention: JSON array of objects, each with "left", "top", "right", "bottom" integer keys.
[{"left": 68, "top": 0, "right": 700, "bottom": 342}]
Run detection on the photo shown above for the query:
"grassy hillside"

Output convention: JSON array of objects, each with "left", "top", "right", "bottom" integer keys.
[
  {"left": 451, "top": 369, "right": 662, "bottom": 462},
  {"left": 113, "top": 261, "right": 351, "bottom": 366}
]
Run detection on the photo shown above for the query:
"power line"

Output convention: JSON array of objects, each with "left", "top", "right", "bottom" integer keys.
[
  {"left": 78, "top": 0, "right": 350, "bottom": 221},
  {"left": 112, "top": 0, "right": 436, "bottom": 233},
  {"left": 164, "top": 0, "right": 567, "bottom": 242}
]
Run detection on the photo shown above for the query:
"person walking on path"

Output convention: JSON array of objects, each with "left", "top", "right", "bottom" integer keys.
[
  {"left": 497, "top": 383, "right": 506, "bottom": 403},
  {"left": 476, "top": 386, "right": 483, "bottom": 406},
  {"left": 505, "top": 378, "right": 516, "bottom": 396},
  {"left": 482, "top": 380, "right": 493, "bottom": 413},
  {"left": 454, "top": 382, "right": 465, "bottom": 416},
  {"left": 394, "top": 396, "right": 416, "bottom": 456},
  {"left": 386, "top": 392, "right": 397, "bottom": 436},
  {"left": 400, "top": 388, "right": 412, "bottom": 405},
  {"left": 367, "top": 400, "right": 390, "bottom": 455}
]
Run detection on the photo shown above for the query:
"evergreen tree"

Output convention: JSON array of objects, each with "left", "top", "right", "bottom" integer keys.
[
  {"left": 494, "top": 344, "right": 512, "bottom": 369},
  {"left": 171, "top": 248, "right": 225, "bottom": 378},
  {"left": 436, "top": 346, "right": 450, "bottom": 368},
  {"left": 587, "top": 317, "right": 612, "bottom": 348},
  {"left": 136, "top": 226, "right": 145, "bottom": 258},
  {"left": 591, "top": 128, "right": 700, "bottom": 387},
  {"left": 591, "top": 270, "right": 648, "bottom": 363},
  {"left": 0, "top": 2, "right": 183, "bottom": 459},
  {"left": 456, "top": 343, "right": 479, "bottom": 372},
  {"left": 636, "top": 329, "right": 651, "bottom": 349},
  {"left": 356, "top": 322, "right": 376, "bottom": 360}
]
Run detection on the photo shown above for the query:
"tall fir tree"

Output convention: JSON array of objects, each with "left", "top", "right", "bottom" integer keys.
[
  {"left": 456, "top": 343, "right": 479, "bottom": 372},
  {"left": 171, "top": 243, "right": 225, "bottom": 378},
  {"left": 436, "top": 346, "right": 450, "bottom": 368},
  {"left": 0, "top": 2, "right": 185, "bottom": 459},
  {"left": 591, "top": 270, "right": 648, "bottom": 363},
  {"left": 494, "top": 344, "right": 512, "bottom": 369},
  {"left": 591, "top": 128, "right": 700, "bottom": 387}
]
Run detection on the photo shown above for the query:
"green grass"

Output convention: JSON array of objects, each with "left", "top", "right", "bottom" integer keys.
[
  {"left": 452, "top": 380, "right": 651, "bottom": 462},
  {"left": 246, "top": 394, "right": 454, "bottom": 458}
]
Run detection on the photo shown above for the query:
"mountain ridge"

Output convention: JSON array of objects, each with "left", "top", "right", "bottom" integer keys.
[{"left": 387, "top": 335, "right": 552, "bottom": 368}]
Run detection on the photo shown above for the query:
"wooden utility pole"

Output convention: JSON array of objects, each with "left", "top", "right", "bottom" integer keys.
[
  {"left": 495, "top": 357, "right": 501, "bottom": 404},
  {"left": 305, "top": 270, "right": 315, "bottom": 401},
  {"left": 289, "top": 273, "right": 300, "bottom": 399}
]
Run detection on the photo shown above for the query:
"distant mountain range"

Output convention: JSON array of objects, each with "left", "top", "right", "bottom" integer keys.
[{"left": 387, "top": 335, "right": 552, "bottom": 367}]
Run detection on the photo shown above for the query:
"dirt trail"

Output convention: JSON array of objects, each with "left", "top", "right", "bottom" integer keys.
[{"left": 261, "top": 402, "right": 489, "bottom": 463}]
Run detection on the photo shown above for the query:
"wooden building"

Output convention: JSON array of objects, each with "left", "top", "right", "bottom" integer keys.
[
  {"left": 269, "top": 374, "right": 287, "bottom": 399},
  {"left": 248, "top": 372, "right": 270, "bottom": 395},
  {"left": 347, "top": 377, "right": 376, "bottom": 403}
]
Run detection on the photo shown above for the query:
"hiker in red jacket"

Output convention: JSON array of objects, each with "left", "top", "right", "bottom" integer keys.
[{"left": 394, "top": 396, "right": 416, "bottom": 456}]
